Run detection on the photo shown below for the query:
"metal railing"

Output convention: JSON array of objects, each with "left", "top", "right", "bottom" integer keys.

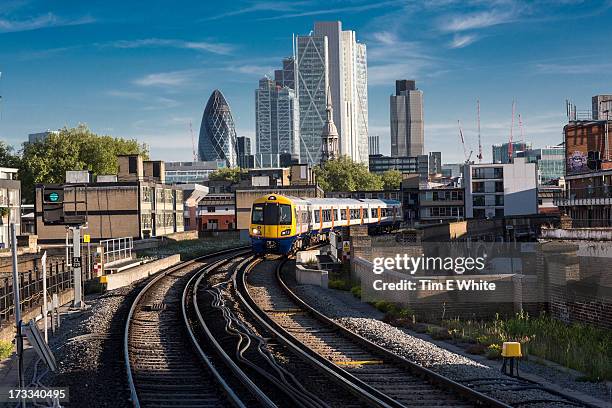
[
  {"left": 100, "top": 237, "right": 133, "bottom": 265},
  {"left": 0, "top": 258, "right": 73, "bottom": 329}
]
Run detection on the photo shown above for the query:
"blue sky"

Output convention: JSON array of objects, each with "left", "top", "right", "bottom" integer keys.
[{"left": 1, "top": 0, "right": 611, "bottom": 163}]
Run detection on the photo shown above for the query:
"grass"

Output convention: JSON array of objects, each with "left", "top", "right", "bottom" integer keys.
[
  {"left": 440, "top": 312, "right": 612, "bottom": 381},
  {"left": 138, "top": 238, "right": 246, "bottom": 261},
  {"left": 328, "top": 279, "right": 351, "bottom": 291},
  {"left": 0, "top": 341, "right": 13, "bottom": 360}
]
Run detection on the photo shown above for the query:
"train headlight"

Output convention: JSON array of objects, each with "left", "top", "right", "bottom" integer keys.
[
  {"left": 280, "top": 229, "right": 291, "bottom": 236},
  {"left": 252, "top": 228, "right": 261, "bottom": 235}
]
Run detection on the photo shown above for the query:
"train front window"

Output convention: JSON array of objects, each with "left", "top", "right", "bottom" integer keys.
[
  {"left": 252, "top": 204, "right": 264, "bottom": 224},
  {"left": 264, "top": 204, "right": 279, "bottom": 225},
  {"left": 279, "top": 204, "right": 292, "bottom": 225}
]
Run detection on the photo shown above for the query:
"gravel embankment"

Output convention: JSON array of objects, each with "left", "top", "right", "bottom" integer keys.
[
  {"left": 34, "top": 282, "right": 145, "bottom": 407},
  {"left": 292, "top": 283, "right": 612, "bottom": 407}
]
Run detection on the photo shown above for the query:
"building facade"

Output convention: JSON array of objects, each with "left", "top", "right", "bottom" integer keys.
[
  {"left": 464, "top": 158, "right": 538, "bottom": 219},
  {"left": 255, "top": 78, "right": 300, "bottom": 167},
  {"left": 390, "top": 80, "right": 424, "bottom": 157},
  {"left": 369, "top": 154, "right": 429, "bottom": 180},
  {"left": 0, "top": 168, "right": 21, "bottom": 249},
  {"left": 274, "top": 57, "right": 295, "bottom": 90},
  {"left": 592, "top": 94, "right": 612, "bottom": 120},
  {"left": 197, "top": 193, "right": 235, "bottom": 231},
  {"left": 369, "top": 135, "right": 380, "bottom": 156},
  {"left": 236, "top": 136, "right": 252, "bottom": 169},
  {"left": 521, "top": 145, "right": 565, "bottom": 184},
  {"left": 492, "top": 141, "right": 532, "bottom": 164},
  {"left": 418, "top": 187, "right": 465, "bottom": 223},
  {"left": 295, "top": 33, "right": 329, "bottom": 166},
  {"left": 198, "top": 89, "right": 238, "bottom": 167},
  {"left": 165, "top": 160, "right": 226, "bottom": 184}
]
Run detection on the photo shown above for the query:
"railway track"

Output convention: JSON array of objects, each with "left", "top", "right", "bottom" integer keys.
[
  {"left": 237, "top": 256, "right": 505, "bottom": 408},
  {"left": 124, "top": 247, "right": 263, "bottom": 408}
]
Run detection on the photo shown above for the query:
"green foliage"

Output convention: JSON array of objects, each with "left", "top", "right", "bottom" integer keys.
[
  {"left": 441, "top": 312, "right": 612, "bottom": 381},
  {"left": 0, "top": 340, "right": 13, "bottom": 360},
  {"left": 350, "top": 285, "right": 362, "bottom": 299},
  {"left": 0, "top": 207, "right": 9, "bottom": 218},
  {"left": 380, "top": 169, "right": 403, "bottom": 190},
  {"left": 208, "top": 167, "right": 244, "bottom": 183},
  {"left": 19, "top": 124, "right": 148, "bottom": 203},
  {"left": 315, "top": 156, "right": 383, "bottom": 192},
  {"left": 486, "top": 344, "right": 502, "bottom": 360},
  {"left": 0, "top": 141, "right": 21, "bottom": 169},
  {"left": 328, "top": 279, "right": 350, "bottom": 291}
]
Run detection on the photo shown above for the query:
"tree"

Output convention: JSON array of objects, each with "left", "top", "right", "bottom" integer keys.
[
  {"left": 0, "top": 141, "right": 21, "bottom": 169},
  {"left": 315, "top": 156, "right": 383, "bottom": 192},
  {"left": 19, "top": 124, "right": 149, "bottom": 203},
  {"left": 208, "top": 167, "right": 244, "bottom": 184},
  {"left": 381, "top": 170, "right": 403, "bottom": 190}
]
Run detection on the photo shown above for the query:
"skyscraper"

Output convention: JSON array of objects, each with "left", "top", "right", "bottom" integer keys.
[
  {"left": 390, "top": 80, "right": 424, "bottom": 157},
  {"left": 274, "top": 57, "right": 295, "bottom": 90},
  {"left": 313, "top": 22, "right": 369, "bottom": 165},
  {"left": 198, "top": 90, "right": 238, "bottom": 167},
  {"left": 295, "top": 34, "right": 329, "bottom": 165},
  {"left": 236, "top": 136, "right": 252, "bottom": 169},
  {"left": 255, "top": 77, "right": 300, "bottom": 167},
  {"left": 369, "top": 135, "right": 380, "bottom": 156}
]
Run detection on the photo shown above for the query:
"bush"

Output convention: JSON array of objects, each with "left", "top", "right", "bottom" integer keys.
[
  {"left": 486, "top": 344, "right": 502, "bottom": 360},
  {"left": 0, "top": 341, "right": 13, "bottom": 360},
  {"left": 328, "top": 279, "right": 350, "bottom": 291},
  {"left": 350, "top": 285, "right": 362, "bottom": 299},
  {"left": 428, "top": 327, "right": 452, "bottom": 341}
]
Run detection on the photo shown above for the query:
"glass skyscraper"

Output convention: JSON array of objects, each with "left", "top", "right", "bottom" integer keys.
[
  {"left": 390, "top": 80, "right": 424, "bottom": 157},
  {"left": 198, "top": 90, "right": 238, "bottom": 168}
]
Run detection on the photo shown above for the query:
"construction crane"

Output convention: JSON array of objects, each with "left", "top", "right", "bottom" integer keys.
[
  {"left": 508, "top": 99, "right": 516, "bottom": 162},
  {"left": 189, "top": 121, "right": 197, "bottom": 162},
  {"left": 476, "top": 100, "right": 482, "bottom": 163},
  {"left": 458, "top": 120, "right": 473, "bottom": 163},
  {"left": 518, "top": 113, "right": 524, "bottom": 143}
]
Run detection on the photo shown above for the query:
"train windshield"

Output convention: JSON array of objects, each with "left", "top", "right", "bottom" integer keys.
[{"left": 252, "top": 203, "right": 292, "bottom": 225}]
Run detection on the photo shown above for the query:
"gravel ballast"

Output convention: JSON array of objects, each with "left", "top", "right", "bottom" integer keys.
[{"left": 291, "top": 282, "right": 612, "bottom": 407}]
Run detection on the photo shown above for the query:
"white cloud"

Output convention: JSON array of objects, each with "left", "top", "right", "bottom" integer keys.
[
  {"left": 108, "top": 38, "right": 233, "bottom": 55},
  {"left": 449, "top": 33, "right": 478, "bottom": 48},
  {"left": 535, "top": 62, "right": 612, "bottom": 75},
  {"left": 133, "top": 70, "right": 199, "bottom": 87},
  {"left": 441, "top": 9, "right": 518, "bottom": 32},
  {"left": 0, "top": 12, "right": 94, "bottom": 33}
]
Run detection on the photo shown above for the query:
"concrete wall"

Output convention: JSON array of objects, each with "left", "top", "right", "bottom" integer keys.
[
  {"left": 295, "top": 265, "right": 328, "bottom": 288},
  {"left": 541, "top": 228, "right": 612, "bottom": 241},
  {"left": 101, "top": 254, "right": 180, "bottom": 291}
]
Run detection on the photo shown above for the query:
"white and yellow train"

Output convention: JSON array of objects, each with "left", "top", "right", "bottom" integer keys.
[{"left": 249, "top": 193, "right": 402, "bottom": 255}]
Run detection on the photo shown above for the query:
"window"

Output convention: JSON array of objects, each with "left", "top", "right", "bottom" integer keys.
[
  {"left": 472, "top": 182, "right": 485, "bottom": 193},
  {"left": 473, "top": 195, "right": 485, "bottom": 206},
  {"left": 473, "top": 209, "right": 486, "bottom": 218},
  {"left": 279, "top": 204, "right": 292, "bottom": 225},
  {"left": 264, "top": 204, "right": 279, "bottom": 225},
  {"left": 252, "top": 204, "right": 264, "bottom": 223},
  {"left": 495, "top": 195, "right": 504, "bottom": 206},
  {"left": 207, "top": 206, "right": 216, "bottom": 213},
  {"left": 495, "top": 208, "right": 504, "bottom": 218},
  {"left": 495, "top": 181, "right": 504, "bottom": 193}
]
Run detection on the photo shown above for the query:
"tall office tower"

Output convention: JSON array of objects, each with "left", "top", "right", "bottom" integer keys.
[
  {"left": 255, "top": 77, "right": 300, "bottom": 167},
  {"left": 236, "top": 136, "right": 252, "bottom": 168},
  {"left": 390, "top": 80, "right": 424, "bottom": 157},
  {"left": 295, "top": 34, "right": 329, "bottom": 165},
  {"left": 312, "top": 21, "right": 369, "bottom": 165},
  {"left": 274, "top": 57, "right": 295, "bottom": 90},
  {"left": 592, "top": 95, "right": 612, "bottom": 120},
  {"left": 492, "top": 141, "right": 532, "bottom": 164},
  {"left": 369, "top": 135, "right": 380, "bottom": 156},
  {"left": 198, "top": 90, "right": 238, "bottom": 167}
]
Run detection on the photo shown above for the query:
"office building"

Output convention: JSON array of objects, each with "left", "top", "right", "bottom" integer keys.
[
  {"left": 428, "top": 152, "right": 442, "bottom": 175},
  {"left": 295, "top": 21, "right": 368, "bottom": 165},
  {"left": 442, "top": 163, "right": 463, "bottom": 178},
  {"left": 521, "top": 145, "right": 565, "bottom": 184},
  {"left": 369, "top": 135, "right": 380, "bottom": 156},
  {"left": 592, "top": 95, "right": 612, "bottom": 120},
  {"left": 255, "top": 78, "right": 300, "bottom": 167},
  {"left": 369, "top": 154, "right": 429, "bottom": 180},
  {"left": 35, "top": 155, "right": 184, "bottom": 243},
  {"left": 165, "top": 160, "right": 226, "bottom": 184},
  {"left": 274, "top": 57, "right": 295, "bottom": 90},
  {"left": 236, "top": 136, "right": 252, "bottom": 169},
  {"left": 0, "top": 168, "right": 21, "bottom": 249},
  {"left": 295, "top": 33, "right": 329, "bottom": 165},
  {"left": 492, "top": 141, "right": 532, "bottom": 164},
  {"left": 198, "top": 90, "right": 238, "bottom": 167},
  {"left": 390, "top": 80, "right": 424, "bottom": 157},
  {"left": 28, "top": 130, "right": 59, "bottom": 144},
  {"left": 464, "top": 158, "right": 538, "bottom": 219}
]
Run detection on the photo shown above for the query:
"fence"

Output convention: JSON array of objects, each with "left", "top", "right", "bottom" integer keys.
[
  {"left": 100, "top": 237, "right": 133, "bottom": 265},
  {"left": 0, "top": 257, "right": 73, "bottom": 330}
]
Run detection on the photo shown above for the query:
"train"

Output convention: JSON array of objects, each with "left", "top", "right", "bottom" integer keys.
[{"left": 249, "top": 193, "right": 402, "bottom": 255}]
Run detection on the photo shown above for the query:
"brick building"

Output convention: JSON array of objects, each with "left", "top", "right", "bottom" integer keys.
[{"left": 35, "top": 155, "right": 184, "bottom": 243}]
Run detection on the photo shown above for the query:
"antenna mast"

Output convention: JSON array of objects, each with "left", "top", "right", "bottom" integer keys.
[
  {"left": 189, "top": 121, "right": 197, "bottom": 161},
  {"left": 477, "top": 99, "right": 482, "bottom": 163},
  {"left": 508, "top": 99, "right": 515, "bottom": 163}
]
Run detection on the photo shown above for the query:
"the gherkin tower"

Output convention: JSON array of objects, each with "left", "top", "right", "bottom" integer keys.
[{"left": 198, "top": 90, "right": 238, "bottom": 167}]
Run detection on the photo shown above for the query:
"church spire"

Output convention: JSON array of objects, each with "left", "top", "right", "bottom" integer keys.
[{"left": 321, "top": 87, "right": 339, "bottom": 163}]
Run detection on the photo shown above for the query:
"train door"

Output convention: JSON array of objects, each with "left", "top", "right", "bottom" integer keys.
[{"left": 264, "top": 202, "right": 279, "bottom": 238}]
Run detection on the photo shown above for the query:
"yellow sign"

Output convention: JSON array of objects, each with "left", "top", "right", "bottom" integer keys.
[{"left": 83, "top": 234, "right": 91, "bottom": 243}]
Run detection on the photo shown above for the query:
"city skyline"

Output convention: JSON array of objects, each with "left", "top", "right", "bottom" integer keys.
[{"left": 0, "top": 1, "right": 612, "bottom": 163}]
